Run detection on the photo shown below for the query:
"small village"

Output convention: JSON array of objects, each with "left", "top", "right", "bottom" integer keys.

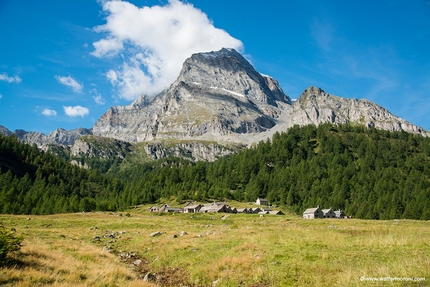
[
  {"left": 148, "top": 198, "right": 348, "bottom": 219},
  {"left": 303, "top": 205, "right": 348, "bottom": 219},
  {"left": 148, "top": 198, "right": 285, "bottom": 215}
]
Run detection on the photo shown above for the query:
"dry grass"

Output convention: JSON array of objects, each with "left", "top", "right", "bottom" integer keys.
[{"left": 0, "top": 212, "right": 429, "bottom": 287}]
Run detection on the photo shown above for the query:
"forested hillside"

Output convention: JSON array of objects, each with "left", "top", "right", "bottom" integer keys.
[
  {"left": 114, "top": 124, "right": 430, "bottom": 220},
  {"left": 0, "top": 135, "right": 124, "bottom": 214},
  {"left": 1, "top": 124, "right": 430, "bottom": 219}
]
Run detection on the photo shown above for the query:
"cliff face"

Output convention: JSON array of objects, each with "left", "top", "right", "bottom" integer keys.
[
  {"left": 286, "top": 87, "right": 427, "bottom": 134},
  {"left": 92, "top": 48, "right": 291, "bottom": 143},
  {"left": 1, "top": 127, "right": 93, "bottom": 148},
  {"left": 93, "top": 48, "right": 428, "bottom": 145},
  {"left": 2, "top": 48, "right": 428, "bottom": 163}
]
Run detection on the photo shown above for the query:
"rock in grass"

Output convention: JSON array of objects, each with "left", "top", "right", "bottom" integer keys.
[
  {"left": 150, "top": 231, "right": 161, "bottom": 237},
  {"left": 143, "top": 272, "right": 156, "bottom": 282}
]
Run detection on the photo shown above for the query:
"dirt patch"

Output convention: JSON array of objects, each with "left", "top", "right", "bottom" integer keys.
[{"left": 117, "top": 251, "right": 197, "bottom": 287}]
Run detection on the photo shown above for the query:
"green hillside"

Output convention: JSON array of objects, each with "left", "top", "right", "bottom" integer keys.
[
  {"left": 0, "top": 135, "right": 123, "bottom": 214},
  {"left": 1, "top": 123, "right": 430, "bottom": 219}
]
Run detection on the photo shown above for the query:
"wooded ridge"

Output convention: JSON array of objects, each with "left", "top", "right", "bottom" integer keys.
[{"left": 1, "top": 123, "right": 429, "bottom": 219}]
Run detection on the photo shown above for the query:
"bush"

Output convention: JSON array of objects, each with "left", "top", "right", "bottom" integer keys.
[{"left": 0, "top": 225, "right": 23, "bottom": 265}]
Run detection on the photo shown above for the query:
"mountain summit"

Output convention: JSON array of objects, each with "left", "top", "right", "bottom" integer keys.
[
  {"left": 92, "top": 48, "right": 292, "bottom": 143},
  {"left": 92, "top": 48, "right": 427, "bottom": 144},
  {"left": 3, "top": 48, "right": 427, "bottom": 151}
]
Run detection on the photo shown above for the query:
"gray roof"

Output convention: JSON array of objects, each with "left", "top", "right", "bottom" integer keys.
[
  {"left": 200, "top": 204, "right": 226, "bottom": 213},
  {"left": 322, "top": 208, "right": 333, "bottom": 213},
  {"left": 269, "top": 210, "right": 284, "bottom": 215},
  {"left": 184, "top": 204, "right": 201, "bottom": 209},
  {"left": 303, "top": 207, "right": 320, "bottom": 214}
]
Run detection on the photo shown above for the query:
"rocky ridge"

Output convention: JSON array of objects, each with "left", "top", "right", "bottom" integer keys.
[
  {"left": 92, "top": 48, "right": 428, "bottom": 145},
  {"left": 285, "top": 86, "right": 427, "bottom": 134},
  {"left": 1, "top": 48, "right": 428, "bottom": 163},
  {"left": 92, "top": 48, "right": 291, "bottom": 143},
  {"left": 0, "top": 127, "right": 93, "bottom": 148}
]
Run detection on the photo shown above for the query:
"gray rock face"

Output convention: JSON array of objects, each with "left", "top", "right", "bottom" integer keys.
[
  {"left": 46, "top": 128, "right": 93, "bottom": 146},
  {"left": 93, "top": 48, "right": 428, "bottom": 145},
  {"left": 93, "top": 48, "right": 291, "bottom": 143},
  {"left": 286, "top": 87, "right": 428, "bottom": 134},
  {"left": 143, "top": 141, "right": 238, "bottom": 162},
  {"left": 6, "top": 127, "right": 93, "bottom": 147},
  {"left": 2, "top": 49, "right": 428, "bottom": 164},
  {"left": 70, "top": 136, "right": 131, "bottom": 159},
  {"left": 0, "top": 125, "right": 12, "bottom": 136}
]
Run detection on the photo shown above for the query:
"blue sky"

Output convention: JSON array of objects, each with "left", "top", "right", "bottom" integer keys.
[{"left": 0, "top": 0, "right": 429, "bottom": 134}]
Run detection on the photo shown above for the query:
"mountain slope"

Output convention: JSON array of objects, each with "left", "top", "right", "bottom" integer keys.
[
  {"left": 0, "top": 126, "right": 93, "bottom": 147},
  {"left": 1, "top": 48, "right": 428, "bottom": 158},
  {"left": 93, "top": 48, "right": 428, "bottom": 145},
  {"left": 92, "top": 48, "right": 291, "bottom": 143},
  {"left": 287, "top": 86, "right": 427, "bottom": 134}
]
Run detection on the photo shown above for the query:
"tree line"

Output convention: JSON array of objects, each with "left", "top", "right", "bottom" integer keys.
[
  {"left": 0, "top": 135, "right": 123, "bottom": 214},
  {"left": 1, "top": 123, "right": 429, "bottom": 219}
]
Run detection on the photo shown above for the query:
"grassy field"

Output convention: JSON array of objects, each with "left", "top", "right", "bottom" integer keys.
[{"left": 0, "top": 208, "right": 429, "bottom": 287}]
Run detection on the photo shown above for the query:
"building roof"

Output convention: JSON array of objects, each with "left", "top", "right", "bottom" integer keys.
[
  {"left": 322, "top": 208, "right": 333, "bottom": 214},
  {"left": 269, "top": 210, "right": 285, "bottom": 215},
  {"left": 184, "top": 204, "right": 202, "bottom": 209},
  {"left": 261, "top": 207, "right": 272, "bottom": 212},
  {"left": 256, "top": 198, "right": 269, "bottom": 204},
  {"left": 166, "top": 207, "right": 183, "bottom": 212},
  {"left": 303, "top": 205, "right": 321, "bottom": 214},
  {"left": 236, "top": 208, "right": 248, "bottom": 212},
  {"left": 200, "top": 204, "right": 226, "bottom": 213}
]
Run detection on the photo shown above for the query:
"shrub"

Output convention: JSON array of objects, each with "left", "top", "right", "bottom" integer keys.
[{"left": 0, "top": 225, "right": 23, "bottom": 265}]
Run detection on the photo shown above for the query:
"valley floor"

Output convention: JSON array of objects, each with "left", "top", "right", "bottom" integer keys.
[{"left": 0, "top": 211, "right": 429, "bottom": 286}]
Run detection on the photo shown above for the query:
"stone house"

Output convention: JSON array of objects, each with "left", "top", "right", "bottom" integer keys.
[
  {"left": 269, "top": 210, "right": 285, "bottom": 215},
  {"left": 303, "top": 205, "right": 324, "bottom": 219},
  {"left": 159, "top": 204, "right": 183, "bottom": 213},
  {"left": 322, "top": 208, "right": 336, "bottom": 218},
  {"left": 148, "top": 205, "right": 159, "bottom": 212},
  {"left": 229, "top": 207, "right": 238, "bottom": 214},
  {"left": 236, "top": 208, "right": 249, "bottom": 214},
  {"left": 249, "top": 207, "right": 261, "bottom": 214},
  {"left": 199, "top": 203, "right": 229, "bottom": 213},
  {"left": 183, "top": 202, "right": 202, "bottom": 213},
  {"left": 334, "top": 209, "right": 345, "bottom": 218},
  {"left": 255, "top": 198, "right": 269, "bottom": 206}
]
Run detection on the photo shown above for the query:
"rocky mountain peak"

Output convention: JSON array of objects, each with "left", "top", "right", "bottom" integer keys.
[
  {"left": 288, "top": 86, "right": 429, "bottom": 136},
  {"left": 93, "top": 48, "right": 292, "bottom": 143},
  {"left": 298, "top": 86, "right": 326, "bottom": 99},
  {"left": 3, "top": 49, "right": 428, "bottom": 161},
  {"left": 177, "top": 48, "right": 290, "bottom": 105},
  {"left": 0, "top": 126, "right": 93, "bottom": 147}
]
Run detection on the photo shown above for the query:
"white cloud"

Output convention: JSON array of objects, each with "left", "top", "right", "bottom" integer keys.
[
  {"left": 90, "top": 88, "right": 105, "bottom": 105},
  {"left": 55, "top": 75, "right": 83, "bottom": 93},
  {"left": 93, "top": 94, "right": 105, "bottom": 105},
  {"left": 0, "top": 73, "right": 22, "bottom": 83},
  {"left": 0, "top": 94, "right": 2, "bottom": 99},
  {"left": 92, "top": 0, "right": 243, "bottom": 100},
  {"left": 63, "top": 105, "right": 89, "bottom": 117},
  {"left": 42, "top": 108, "right": 57, "bottom": 116}
]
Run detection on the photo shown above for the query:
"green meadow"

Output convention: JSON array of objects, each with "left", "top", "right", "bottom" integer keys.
[{"left": 0, "top": 208, "right": 428, "bottom": 287}]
